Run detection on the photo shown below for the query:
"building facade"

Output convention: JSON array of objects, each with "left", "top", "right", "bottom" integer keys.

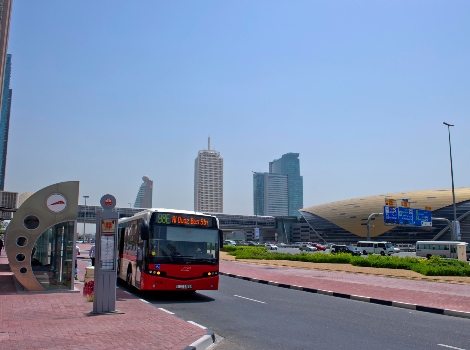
[
  {"left": 0, "top": 0, "right": 12, "bottom": 115},
  {"left": 194, "top": 138, "right": 223, "bottom": 213},
  {"left": 0, "top": 189, "right": 17, "bottom": 219},
  {"left": 134, "top": 175, "right": 153, "bottom": 208},
  {"left": 300, "top": 188, "right": 470, "bottom": 245},
  {"left": 0, "top": 54, "right": 11, "bottom": 190},
  {"left": 253, "top": 172, "right": 288, "bottom": 216},
  {"left": 254, "top": 152, "right": 303, "bottom": 217}
]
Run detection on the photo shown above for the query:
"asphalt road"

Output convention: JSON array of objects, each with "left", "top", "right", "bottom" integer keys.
[{"left": 132, "top": 275, "right": 470, "bottom": 350}]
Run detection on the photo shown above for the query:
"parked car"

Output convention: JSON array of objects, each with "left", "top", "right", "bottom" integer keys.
[
  {"left": 247, "top": 241, "right": 259, "bottom": 246},
  {"left": 313, "top": 244, "right": 327, "bottom": 251},
  {"left": 331, "top": 245, "right": 361, "bottom": 256},
  {"left": 299, "top": 243, "right": 317, "bottom": 252},
  {"left": 224, "top": 240, "right": 237, "bottom": 246},
  {"left": 265, "top": 244, "right": 278, "bottom": 250},
  {"left": 278, "top": 243, "right": 286, "bottom": 247},
  {"left": 393, "top": 247, "right": 401, "bottom": 253}
]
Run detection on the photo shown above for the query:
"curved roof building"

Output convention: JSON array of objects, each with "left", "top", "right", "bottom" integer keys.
[{"left": 300, "top": 188, "right": 470, "bottom": 244}]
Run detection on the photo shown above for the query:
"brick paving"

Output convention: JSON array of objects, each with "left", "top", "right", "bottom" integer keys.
[
  {"left": 0, "top": 248, "right": 207, "bottom": 350},
  {"left": 220, "top": 260, "right": 470, "bottom": 313}
]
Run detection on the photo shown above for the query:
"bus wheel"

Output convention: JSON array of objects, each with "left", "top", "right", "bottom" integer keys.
[
  {"left": 380, "top": 251, "right": 385, "bottom": 256},
  {"left": 363, "top": 250, "right": 367, "bottom": 255}
]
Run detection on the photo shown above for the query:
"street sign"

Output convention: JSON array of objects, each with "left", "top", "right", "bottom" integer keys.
[
  {"left": 413, "top": 208, "right": 432, "bottom": 227},
  {"left": 398, "top": 207, "right": 413, "bottom": 225},
  {"left": 383, "top": 206, "right": 432, "bottom": 227},
  {"left": 383, "top": 206, "right": 398, "bottom": 224}
]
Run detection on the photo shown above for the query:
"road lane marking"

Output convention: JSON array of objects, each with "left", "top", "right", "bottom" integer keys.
[
  {"left": 188, "top": 321, "right": 207, "bottom": 329},
  {"left": 158, "top": 308, "right": 175, "bottom": 315},
  {"left": 438, "top": 344, "right": 466, "bottom": 350},
  {"left": 234, "top": 295, "right": 266, "bottom": 304}
]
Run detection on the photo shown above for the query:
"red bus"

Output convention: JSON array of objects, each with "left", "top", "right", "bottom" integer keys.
[{"left": 117, "top": 209, "right": 222, "bottom": 291}]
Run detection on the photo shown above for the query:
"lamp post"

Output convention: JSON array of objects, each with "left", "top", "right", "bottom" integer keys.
[
  {"left": 252, "top": 171, "right": 259, "bottom": 241},
  {"left": 83, "top": 196, "right": 89, "bottom": 243},
  {"left": 128, "top": 203, "right": 132, "bottom": 208},
  {"left": 443, "top": 122, "right": 457, "bottom": 240}
]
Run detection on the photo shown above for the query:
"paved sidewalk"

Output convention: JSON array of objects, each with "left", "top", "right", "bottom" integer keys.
[
  {"left": 220, "top": 260, "right": 470, "bottom": 318},
  {"left": 0, "top": 251, "right": 213, "bottom": 350}
]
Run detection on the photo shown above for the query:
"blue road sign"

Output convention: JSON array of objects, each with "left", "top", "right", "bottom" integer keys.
[
  {"left": 383, "top": 206, "right": 432, "bottom": 227},
  {"left": 413, "top": 208, "right": 432, "bottom": 227},
  {"left": 383, "top": 206, "right": 398, "bottom": 225},
  {"left": 398, "top": 207, "right": 413, "bottom": 225}
]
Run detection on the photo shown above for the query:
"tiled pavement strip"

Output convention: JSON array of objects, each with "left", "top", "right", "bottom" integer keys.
[{"left": 0, "top": 251, "right": 212, "bottom": 350}]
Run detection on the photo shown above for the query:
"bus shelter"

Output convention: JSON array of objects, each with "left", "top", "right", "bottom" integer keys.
[{"left": 5, "top": 181, "right": 79, "bottom": 291}]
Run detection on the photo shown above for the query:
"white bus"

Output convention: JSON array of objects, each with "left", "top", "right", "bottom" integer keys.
[
  {"left": 356, "top": 241, "right": 395, "bottom": 256},
  {"left": 416, "top": 241, "right": 470, "bottom": 260}
]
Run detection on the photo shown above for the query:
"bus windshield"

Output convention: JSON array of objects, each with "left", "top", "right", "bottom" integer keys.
[{"left": 147, "top": 225, "right": 219, "bottom": 265}]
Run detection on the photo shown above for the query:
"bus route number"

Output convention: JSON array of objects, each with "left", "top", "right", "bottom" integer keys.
[{"left": 157, "top": 213, "right": 170, "bottom": 224}]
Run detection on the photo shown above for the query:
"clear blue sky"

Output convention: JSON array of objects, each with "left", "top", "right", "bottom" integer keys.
[{"left": 6, "top": 1, "right": 470, "bottom": 218}]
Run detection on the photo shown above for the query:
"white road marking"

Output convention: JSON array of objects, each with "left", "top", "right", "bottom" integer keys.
[
  {"left": 139, "top": 298, "right": 150, "bottom": 303},
  {"left": 234, "top": 295, "right": 266, "bottom": 304},
  {"left": 438, "top": 344, "right": 466, "bottom": 350},
  {"left": 158, "top": 308, "right": 174, "bottom": 315},
  {"left": 188, "top": 321, "right": 207, "bottom": 329}
]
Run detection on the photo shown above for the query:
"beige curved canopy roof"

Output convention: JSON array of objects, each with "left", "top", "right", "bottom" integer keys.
[{"left": 301, "top": 188, "right": 470, "bottom": 238}]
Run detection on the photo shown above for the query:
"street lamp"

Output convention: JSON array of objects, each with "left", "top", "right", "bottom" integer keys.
[
  {"left": 252, "top": 171, "right": 259, "bottom": 241},
  {"left": 443, "top": 122, "right": 457, "bottom": 240},
  {"left": 83, "top": 196, "right": 89, "bottom": 243},
  {"left": 128, "top": 203, "right": 133, "bottom": 207}
]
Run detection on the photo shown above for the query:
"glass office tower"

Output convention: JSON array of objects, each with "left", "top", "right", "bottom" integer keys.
[
  {"left": 270, "top": 152, "right": 303, "bottom": 217},
  {"left": 0, "top": 54, "right": 11, "bottom": 190}
]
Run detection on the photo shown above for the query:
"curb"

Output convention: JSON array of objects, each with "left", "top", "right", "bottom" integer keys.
[
  {"left": 122, "top": 289, "right": 216, "bottom": 350},
  {"left": 155, "top": 306, "right": 216, "bottom": 350},
  {"left": 220, "top": 272, "right": 470, "bottom": 320}
]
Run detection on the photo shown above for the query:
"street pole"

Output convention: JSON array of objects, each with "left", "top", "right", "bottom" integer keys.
[
  {"left": 443, "top": 122, "right": 457, "bottom": 240},
  {"left": 83, "top": 195, "right": 89, "bottom": 243},
  {"left": 252, "top": 171, "right": 259, "bottom": 242}
]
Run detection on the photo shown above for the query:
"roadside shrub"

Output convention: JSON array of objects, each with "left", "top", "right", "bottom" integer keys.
[{"left": 222, "top": 246, "right": 470, "bottom": 276}]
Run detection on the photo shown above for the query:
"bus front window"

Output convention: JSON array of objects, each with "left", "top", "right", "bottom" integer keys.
[{"left": 148, "top": 226, "right": 219, "bottom": 264}]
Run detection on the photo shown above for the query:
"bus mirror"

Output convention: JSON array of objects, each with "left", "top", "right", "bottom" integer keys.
[
  {"left": 219, "top": 230, "right": 223, "bottom": 246},
  {"left": 141, "top": 219, "right": 149, "bottom": 240}
]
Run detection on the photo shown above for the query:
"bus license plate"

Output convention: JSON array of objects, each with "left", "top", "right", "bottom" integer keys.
[{"left": 176, "top": 284, "right": 192, "bottom": 289}]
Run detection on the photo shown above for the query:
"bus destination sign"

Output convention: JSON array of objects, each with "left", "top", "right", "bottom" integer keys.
[{"left": 155, "top": 212, "right": 214, "bottom": 227}]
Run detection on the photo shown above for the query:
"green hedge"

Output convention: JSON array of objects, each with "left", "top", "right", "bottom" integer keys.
[{"left": 221, "top": 246, "right": 470, "bottom": 277}]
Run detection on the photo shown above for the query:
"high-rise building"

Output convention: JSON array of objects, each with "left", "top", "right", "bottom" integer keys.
[
  {"left": 0, "top": 0, "right": 13, "bottom": 190},
  {"left": 134, "top": 175, "right": 153, "bottom": 208},
  {"left": 254, "top": 152, "right": 303, "bottom": 217},
  {"left": 0, "top": 54, "right": 12, "bottom": 190},
  {"left": 194, "top": 137, "right": 223, "bottom": 213},
  {"left": 253, "top": 172, "right": 288, "bottom": 216}
]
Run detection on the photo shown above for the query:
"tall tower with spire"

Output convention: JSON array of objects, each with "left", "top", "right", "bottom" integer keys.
[{"left": 194, "top": 137, "right": 223, "bottom": 213}]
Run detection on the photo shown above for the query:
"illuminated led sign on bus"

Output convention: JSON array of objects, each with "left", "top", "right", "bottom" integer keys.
[{"left": 154, "top": 212, "right": 215, "bottom": 228}]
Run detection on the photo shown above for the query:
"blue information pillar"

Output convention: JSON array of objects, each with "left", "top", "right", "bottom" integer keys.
[{"left": 93, "top": 194, "right": 119, "bottom": 314}]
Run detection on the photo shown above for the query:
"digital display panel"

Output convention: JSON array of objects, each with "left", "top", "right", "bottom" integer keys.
[{"left": 152, "top": 212, "right": 217, "bottom": 228}]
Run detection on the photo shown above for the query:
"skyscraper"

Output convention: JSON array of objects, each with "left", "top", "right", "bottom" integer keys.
[
  {"left": 253, "top": 172, "right": 288, "bottom": 216},
  {"left": 0, "top": 54, "right": 12, "bottom": 190},
  {"left": 0, "top": 0, "right": 13, "bottom": 190},
  {"left": 134, "top": 175, "right": 153, "bottom": 208},
  {"left": 254, "top": 152, "right": 303, "bottom": 217},
  {"left": 194, "top": 137, "right": 223, "bottom": 213}
]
